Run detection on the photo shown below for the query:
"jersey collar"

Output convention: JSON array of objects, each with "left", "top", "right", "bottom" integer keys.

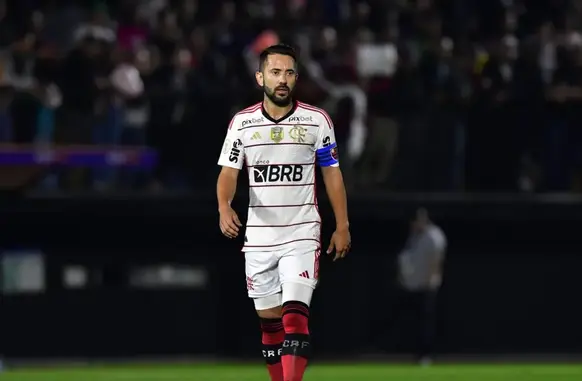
[{"left": 261, "top": 100, "right": 298, "bottom": 124}]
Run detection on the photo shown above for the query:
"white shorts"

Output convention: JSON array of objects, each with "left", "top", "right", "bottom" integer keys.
[{"left": 245, "top": 246, "right": 321, "bottom": 300}]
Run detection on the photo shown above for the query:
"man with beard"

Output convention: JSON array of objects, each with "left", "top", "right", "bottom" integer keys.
[{"left": 216, "top": 44, "right": 351, "bottom": 381}]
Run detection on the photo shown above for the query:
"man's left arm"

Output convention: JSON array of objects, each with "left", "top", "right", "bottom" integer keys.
[
  {"left": 321, "top": 166, "right": 349, "bottom": 232},
  {"left": 315, "top": 114, "right": 350, "bottom": 260}
]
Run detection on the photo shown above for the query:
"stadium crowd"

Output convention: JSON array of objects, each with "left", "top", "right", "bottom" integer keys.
[{"left": 0, "top": 0, "right": 582, "bottom": 193}]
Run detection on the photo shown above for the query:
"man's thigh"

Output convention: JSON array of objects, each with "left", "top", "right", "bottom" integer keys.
[{"left": 245, "top": 251, "right": 281, "bottom": 299}]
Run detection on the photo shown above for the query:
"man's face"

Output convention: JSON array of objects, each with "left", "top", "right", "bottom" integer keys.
[{"left": 256, "top": 54, "right": 298, "bottom": 107}]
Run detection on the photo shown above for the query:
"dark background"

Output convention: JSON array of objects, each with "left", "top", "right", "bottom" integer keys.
[
  {"left": 3, "top": 193, "right": 582, "bottom": 359},
  {"left": 2, "top": 0, "right": 582, "bottom": 363}
]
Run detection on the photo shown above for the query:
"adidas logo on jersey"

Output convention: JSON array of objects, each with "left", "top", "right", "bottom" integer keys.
[
  {"left": 299, "top": 271, "right": 310, "bottom": 279},
  {"left": 251, "top": 132, "right": 262, "bottom": 140}
]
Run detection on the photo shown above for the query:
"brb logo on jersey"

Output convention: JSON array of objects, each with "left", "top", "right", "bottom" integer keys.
[
  {"left": 253, "top": 165, "right": 303, "bottom": 183},
  {"left": 229, "top": 139, "right": 242, "bottom": 163}
]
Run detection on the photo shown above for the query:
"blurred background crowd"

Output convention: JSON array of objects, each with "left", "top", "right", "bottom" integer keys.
[{"left": 1, "top": 0, "right": 582, "bottom": 193}]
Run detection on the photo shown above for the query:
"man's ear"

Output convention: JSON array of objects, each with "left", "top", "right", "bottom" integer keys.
[{"left": 255, "top": 71, "right": 264, "bottom": 87}]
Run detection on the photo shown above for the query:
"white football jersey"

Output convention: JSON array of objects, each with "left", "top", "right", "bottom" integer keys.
[{"left": 217, "top": 101, "right": 340, "bottom": 252}]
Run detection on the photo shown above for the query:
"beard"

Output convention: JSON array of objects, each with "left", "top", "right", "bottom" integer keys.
[{"left": 263, "top": 84, "right": 293, "bottom": 107}]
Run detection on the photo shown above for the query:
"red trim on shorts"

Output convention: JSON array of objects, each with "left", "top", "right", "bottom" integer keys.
[
  {"left": 314, "top": 249, "right": 321, "bottom": 280},
  {"left": 243, "top": 238, "right": 320, "bottom": 249}
]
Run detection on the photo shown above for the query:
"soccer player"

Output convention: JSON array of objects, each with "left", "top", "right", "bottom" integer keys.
[{"left": 216, "top": 44, "right": 351, "bottom": 381}]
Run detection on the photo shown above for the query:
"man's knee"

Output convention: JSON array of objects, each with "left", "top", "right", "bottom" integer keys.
[
  {"left": 254, "top": 293, "right": 282, "bottom": 318},
  {"left": 257, "top": 306, "right": 282, "bottom": 319},
  {"left": 280, "top": 283, "right": 314, "bottom": 336},
  {"left": 282, "top": 282, "right": 314, "bottom": 307}
]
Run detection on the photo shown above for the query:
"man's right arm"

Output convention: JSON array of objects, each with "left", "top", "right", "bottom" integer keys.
[
  {"left": 217, "top": 167, "right": 240, "bottom": 211},
  {"left": 216, "top": 118, "right": 245, "bottom": 238},
  {"left": 216, "top": 117, "right": 244, "bottom": 210}
]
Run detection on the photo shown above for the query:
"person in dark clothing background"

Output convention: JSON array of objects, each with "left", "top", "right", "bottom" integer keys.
[
  {"left": 57, "top": 37, "right": 102, "bottom": 145},
  {"left": 466, "top": 36, "right": 520, "bottom": 191}
]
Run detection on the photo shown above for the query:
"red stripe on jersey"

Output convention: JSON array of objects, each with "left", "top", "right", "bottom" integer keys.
[
  {"left": 243, "top": 238, "right": 320, "bottom": 249},
  {"left": 297, "top": 102, "right": 334, "bottom": 129},
  {"left": 246, "top": 142, "right": 312, "bottom": 148},
  {"left": 240, "top": 102, "right": 262, "bottom": 113},
  {"left": 240, "top": 123, "right": 319, "bottom": 130},
  {"left": 227, "top": 118, "right": 235, "bottom": 131},
  {"left": 246, "top": 220, "right": 321, "bottom": 228},
  {"left": 246, "top": 162, "right": 313, "bottom": 167},
  {"left": 238, "top": 105, "right": 262, "bottom": 116},
  {"left": 248, "top": 203, "right": 316, "bottom": 208},
  {"left": 228, "top": 103, "right": 261, "bottom": 130},
  {"left": 249, "top": 183, "right": 315, "bottom": 188}
]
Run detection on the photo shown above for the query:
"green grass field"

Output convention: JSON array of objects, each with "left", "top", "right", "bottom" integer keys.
[{"left": 3, "top": 363, "right": 582, "bottom": 381}]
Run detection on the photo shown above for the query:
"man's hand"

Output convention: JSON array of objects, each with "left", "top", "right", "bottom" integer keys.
[
  {"left": 327, "top": 226, "right": 351, "bottom": 261},
  {"left": 219, "top": 206, "right": 242, "bottom": 239}
]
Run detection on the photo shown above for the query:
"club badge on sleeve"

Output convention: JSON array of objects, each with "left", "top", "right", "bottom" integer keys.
[{"left": 330, "top": 146, "right": 338, "bottom": 161}]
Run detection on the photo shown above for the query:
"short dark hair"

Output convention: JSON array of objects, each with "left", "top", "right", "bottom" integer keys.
[{"left": 259, "top": 44, "right": 298, "bottom": 71}]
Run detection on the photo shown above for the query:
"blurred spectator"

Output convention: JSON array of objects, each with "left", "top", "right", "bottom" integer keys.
[
  {"left": 8, "top": 32, "right": 38, "bottom": 144},
  {"left": 372, "top": 208, "right": 447, "bottom": 365},
  {"left": 74, "top": 3, "right": 116, "bottom": 44},
  {"left": 1, "top": 0, "right": 582, "bottom": 194},
  {"left": 0, "top": 84, "right": 12, "bottom": 142},
  {"left": 0, "top": 0, "right": 15, "bottom": 49},
  {"left": 354, "top": 24, "right": 400, "bottom": 189},
  {"left": 117, "top": 6, "right": 149, "bottom": 52}
]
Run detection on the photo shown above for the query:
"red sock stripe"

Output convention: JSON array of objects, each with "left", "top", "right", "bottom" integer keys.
[
  {"left": 282, "top": 303, "right": 309, "bottom": 318},
  {"left": 261, "top": 320, "right": 283, "bottom": 327},
  {"left": 262, "top": 323, "right": 284, "bottom": 333},
  {"left": 261, "top": 319, "right": 283, "bottom": 332},
  {"left": 260, "top": 318, "right": 284, "bottom": 332},
  {"left": 262, "top": 330, "right": 285, "bottom": 345}
]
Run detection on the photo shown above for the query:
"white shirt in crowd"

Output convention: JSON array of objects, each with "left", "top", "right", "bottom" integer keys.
[{"left": 398, "top": 224, "right": 447, "bottom": 291}]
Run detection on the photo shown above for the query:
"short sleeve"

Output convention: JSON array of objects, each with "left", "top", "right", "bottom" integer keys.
[
  {"left": 314, "top": 113, "right": 339, "bottom": 167},
  {"left": 217, "top": 117, "right": 244, "bottom": 170}
]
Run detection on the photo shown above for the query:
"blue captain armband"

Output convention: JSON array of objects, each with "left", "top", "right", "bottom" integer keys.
[{"left": 316, "top": 143, "right": 339, "bottom": 167}]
